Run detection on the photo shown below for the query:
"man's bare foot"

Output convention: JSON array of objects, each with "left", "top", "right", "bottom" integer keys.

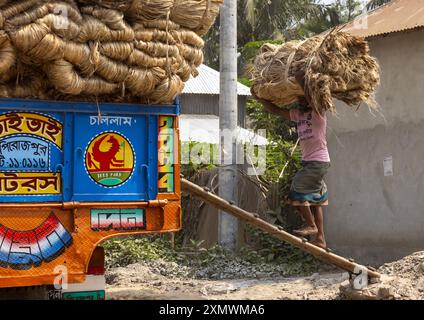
[
  {"left": 311, "top": 238, "right": 327, "bottom": 249},
  {"left": 293, "top": 226, "right": 318, "bottom": 237}
]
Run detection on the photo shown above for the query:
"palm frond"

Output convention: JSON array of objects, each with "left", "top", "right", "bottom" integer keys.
[
  {"left": 244, "top": 0, "right": 256, "bottom": 28},
  {"left": 366, "top": 0, "right": 392, "bottom": 11}
]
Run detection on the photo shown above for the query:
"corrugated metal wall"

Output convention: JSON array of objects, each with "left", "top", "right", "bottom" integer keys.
[{"left": 180, "top": 94, "right": 246, "bottom": 127}]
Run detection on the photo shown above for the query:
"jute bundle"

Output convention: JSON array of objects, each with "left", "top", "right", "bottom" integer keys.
[
  {"left": 147, "top": 74, "right": 184, "bottom": 102},
  {"left": 63, "top": 42, "right": 100, "bottom": 76},
  {"left": 44, "top": 58, "right": 120, "bottom": 95},
  {"left": 0, "top": 0, "right": 222, "bottom": 104},
  {"left": 142, "top": 19, "right": 181, "bottom": 31},
  {"left": 78, "top": 0, "right": 132, "bottom": 11},
  {"left": 172, "top": 29, "right": 204, "bottom": 47},
  {"left": 77, "top": 15, "right": 134, "bottom": 42},
  {"left": 125, "top": 67, "right": 165, "bottom": 95},
  {"left": 100, "top": 41, "right": 134, "bottom": 60},
  {"left": 128, "top": 48, "right": 178, "bottom": 69},
  {"left": 134, "top": 28, "right": 177, "bottom": 44},
  {"left": 0, "top": 66, "right": 48, "bottom": 98},
  {"left": 171, "top": 0, "right": 222, "bottom": 35},
  {"left": 77, "top": 0, "right": 222, "bottom": 36},
  {"left": 0, "top": 0, "right": 40, "bottom": 28},
  {"left": 251, "top": 31, "right": 380, "bottom": 114},
  {"left": 37, "top": 14, "right": 81, "bottom": 39},
  {"left": 0, "top": 36, "right": 15, "bottom": 75},
  {"left": 5, "top": 2, "right": 83, "bottom": 27},
  {"left": 127, "top": 0, "right": 174, "bottom": 21}
]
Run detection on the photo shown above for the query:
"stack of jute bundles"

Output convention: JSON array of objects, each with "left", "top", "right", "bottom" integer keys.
[
  {"left": 250, "top": 31, "right": 380, "bottom": 114},
  {"left": 0, "top": 0, "right": 222, "bottom": 103}
]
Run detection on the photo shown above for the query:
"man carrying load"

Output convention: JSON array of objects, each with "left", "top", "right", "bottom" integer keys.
[{"left": 252, "top": 81, "right": 330, "bottom": 249}]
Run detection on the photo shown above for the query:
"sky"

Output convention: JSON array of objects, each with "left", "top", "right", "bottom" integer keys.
[
  {"left": 320, "top": 0, "right": 369, "bottom": 6},
  {"left": 317, "top": 0, "right": 371, "bottom": 13}
]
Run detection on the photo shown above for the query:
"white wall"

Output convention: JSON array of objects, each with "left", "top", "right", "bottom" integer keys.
[{"left": 326, "top": 29, "right": 424, "bottom": 265}]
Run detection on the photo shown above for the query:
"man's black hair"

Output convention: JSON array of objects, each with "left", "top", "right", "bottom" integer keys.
[{"left": 298, "top": 96, "right": 313, "bottom": 113}]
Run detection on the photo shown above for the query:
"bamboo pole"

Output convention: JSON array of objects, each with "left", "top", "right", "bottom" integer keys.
[{"left": 181, "top": 178, "right": 380, "bottom": 279}]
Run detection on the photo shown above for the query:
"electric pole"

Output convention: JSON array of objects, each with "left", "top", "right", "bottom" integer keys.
[{"left": 218, "top": 0, "right": 238, "bottom": 251}]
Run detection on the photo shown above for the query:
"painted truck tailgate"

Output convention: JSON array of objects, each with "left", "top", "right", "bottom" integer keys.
[
  {"left": 0, "top": 100, "right": 178, "bottom": 202},
  {"left": 0, "top": 99, "right": 181, "bottom": 288}
]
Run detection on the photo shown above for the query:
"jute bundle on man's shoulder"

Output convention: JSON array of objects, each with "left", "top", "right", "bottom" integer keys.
[
  {"left": 0, "top": 0, "right": 222, "bottom": 103},
  {"left": 250, "top": 31, "right": 380, "bottom": 114}
]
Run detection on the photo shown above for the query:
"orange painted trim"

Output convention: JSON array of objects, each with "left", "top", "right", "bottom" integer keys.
[
  {"left": 1, "top": 274, "right": 86, "bottom": 289},
  {"left": 0, "top": 116, "right": 183, "bottom": 290},
  {"left": 0, "top": 227, "right": 183, "bottom": 289},
  {"left": 0, "top": 202, "right": 181, "bottom": 289},
  {"left": 0, "top": 200, "right": 168, "bottom": 209}
]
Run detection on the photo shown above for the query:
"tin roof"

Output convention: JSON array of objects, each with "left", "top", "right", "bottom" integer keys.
[
  {"left": 342, "top": 0, "right": 424, "bottom": 38},
  {"left": 182, "top": 64, "right": 252, "bottom": 96},
  {"left": 180, "top": 114, "right": 268, "bottom": 145}
]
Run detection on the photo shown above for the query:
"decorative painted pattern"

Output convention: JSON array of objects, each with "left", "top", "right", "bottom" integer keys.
[
  {"left": 89, "top": 116, "right": 133, "bottom": 127},
  {"left": 0, "top": 172, "right": 61, "bottom": 195},
  {"left": 90, "top": 208, "right": 145, "bottom": 231},
  {"left": 0, "top": 213, "right": 72, "bottom": 270},
  {"left": 0, "top": 136, "right": 50, "bottom": 171},
  {"left": 0, "top": 112, "right": 62, "bottom": 149},
  {"left": 158, "top": 116, "right": 175, "bottom": 193},
  {"left": 0, "top": 112, "right": 63, "bottom": 197},
  {"left": 85, "top": 132, "right": 135, "bottom": 188}
]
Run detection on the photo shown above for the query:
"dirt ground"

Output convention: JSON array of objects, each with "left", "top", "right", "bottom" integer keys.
[
  {"left": 106, "top": 262, "right": 347, "bottom": 300},
  {"left": 106, "top": 251, "right": 424, "bottom": 300},
  {"left": 344, "top": 251, "right": 424, "bottom": 300}
]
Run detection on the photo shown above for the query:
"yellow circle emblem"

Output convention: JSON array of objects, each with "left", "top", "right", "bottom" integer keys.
[{"left": 85, "top": 132, "right": 135, "bottom": 187}]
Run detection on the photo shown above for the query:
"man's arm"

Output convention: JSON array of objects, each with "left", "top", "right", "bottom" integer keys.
[
  {"left": 262, "top": 100, "right": 291, "bottom": 120},
  {"left": 255, "top": 98, "right": 291, "bottom": 121},
  {"left": 250, "top": 88, "right": 292, "bottom": 120}
]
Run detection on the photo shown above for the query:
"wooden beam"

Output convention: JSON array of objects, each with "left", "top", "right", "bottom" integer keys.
[{"left": 181, "top": 178, "right": 380, "bottom": 279}]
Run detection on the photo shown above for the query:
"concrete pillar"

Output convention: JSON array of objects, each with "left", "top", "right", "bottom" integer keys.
[{"left": 218, "top": 0, "right": 239, "bottom": 251}]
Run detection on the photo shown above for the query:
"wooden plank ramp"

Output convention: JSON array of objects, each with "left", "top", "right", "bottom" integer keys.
[{"left": 181, "top": 178, "right": 380, "bottom": 279}]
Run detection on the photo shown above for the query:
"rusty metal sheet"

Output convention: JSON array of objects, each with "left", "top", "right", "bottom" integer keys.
[{"left": 342, "top": 0, "right": 424, "bottom": 38}]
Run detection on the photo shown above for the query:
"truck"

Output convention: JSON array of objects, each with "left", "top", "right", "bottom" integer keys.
[{"left": 0, "top": 98, "right": 181, "bottom": 300}]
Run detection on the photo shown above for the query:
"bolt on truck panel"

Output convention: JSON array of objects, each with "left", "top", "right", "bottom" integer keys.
[{"left": 0, "top": 98, "right": 182, "bottom": 294}]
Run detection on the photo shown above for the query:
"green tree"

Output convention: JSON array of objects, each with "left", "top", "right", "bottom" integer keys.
[
  {"left": 203, "top": 0, "right": 366, "bottom": 69},
  {"left": 241, "top": 0, "right": 314, "bottom": 43},
  {"left": 297, "top": 0, "right": 363, "bottom": 37},
  {"left": 203, "top": 0, "right": 317, "bottom": 70},
  {"left": 366, "top": 0, "right": 391, "bottom": 11}
]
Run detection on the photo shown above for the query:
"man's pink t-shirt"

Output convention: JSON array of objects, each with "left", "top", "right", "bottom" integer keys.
[{"left": 289, "top": 109, "right": 330, "bottom": 162}]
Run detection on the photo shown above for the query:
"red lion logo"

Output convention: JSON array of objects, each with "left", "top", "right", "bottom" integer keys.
[{"left": 87, "top": 135, "right": 124, "bottom": 171}]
